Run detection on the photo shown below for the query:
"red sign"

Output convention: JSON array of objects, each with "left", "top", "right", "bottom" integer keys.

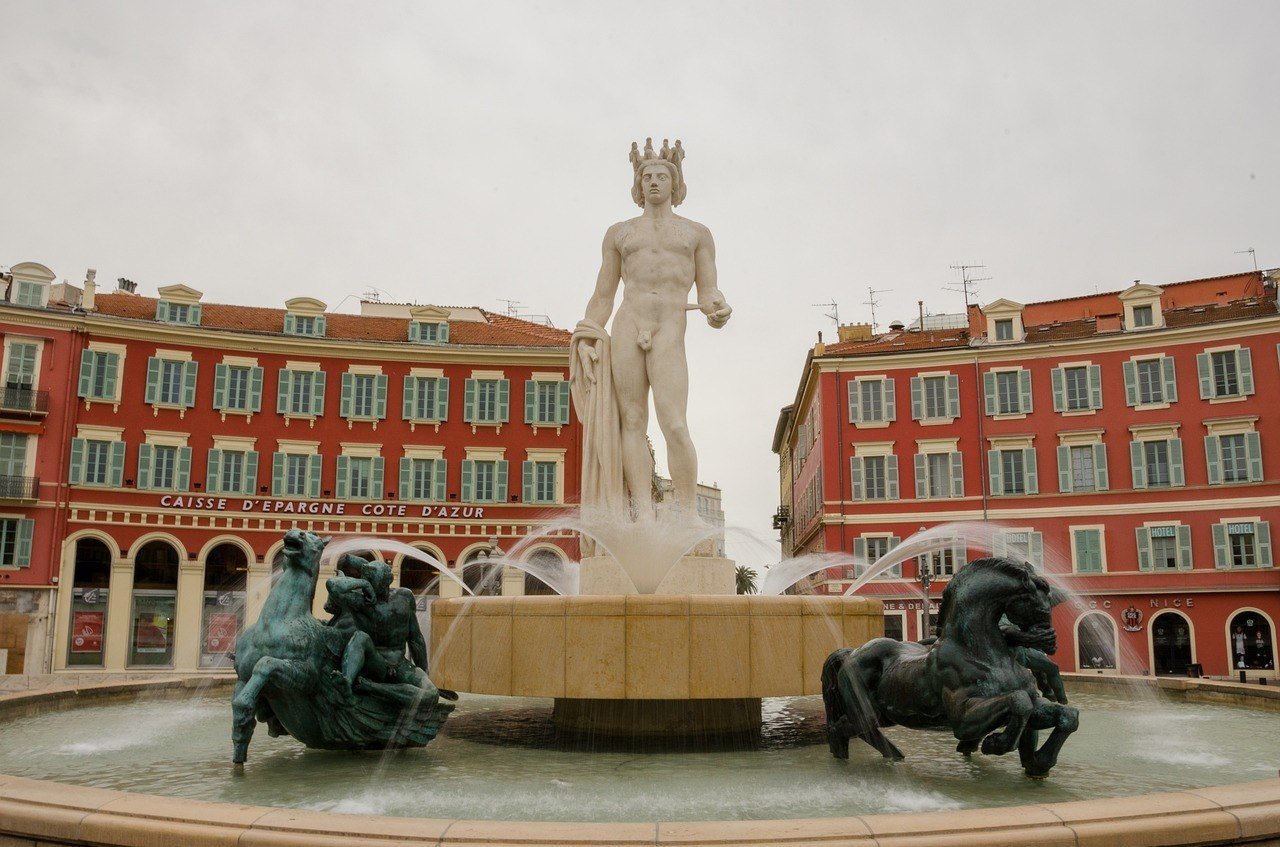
[
  {"left": 205, "top": 613, "right": 238, "bottom": 654},
  {"left": 70, "top": 611, "right": 104, "bottom": 653}
]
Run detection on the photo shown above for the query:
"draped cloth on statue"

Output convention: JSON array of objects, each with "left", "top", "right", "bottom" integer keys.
[{"left": 569, "top": 319, "right": 627, "bottom": 515}]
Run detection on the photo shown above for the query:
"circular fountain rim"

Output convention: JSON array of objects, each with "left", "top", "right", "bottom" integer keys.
[{"left": 0, "top": 675, "right": 1277, "bottom": 846}]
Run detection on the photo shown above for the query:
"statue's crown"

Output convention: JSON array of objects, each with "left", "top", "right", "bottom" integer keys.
[{"left": 629, "top": 137, "right": 687, "bottom": 207}]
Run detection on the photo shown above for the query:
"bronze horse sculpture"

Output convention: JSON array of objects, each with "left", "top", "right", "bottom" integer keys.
[
  {"left": 822, "top": 557, "right": 1079, "bottom": 778},
  {"left": 231, "top": 529, "right": 453, "bottom": 764}
]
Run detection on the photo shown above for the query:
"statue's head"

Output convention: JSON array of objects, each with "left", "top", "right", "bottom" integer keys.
[
  {"left": 939, "top": 557, "right": 1055, "bottom": 637},
  {"left": 630, "top": 137, "right": 686, "bottom": 208},
  {"left": 281, "top": 529, "right": 329, "bottom": 577},
  {"left": 338, "top": 553, "right": 393, "bottom": 600}
]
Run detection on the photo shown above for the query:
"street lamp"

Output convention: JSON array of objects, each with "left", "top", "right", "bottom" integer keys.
[{"left": 914, "top": 526, "right": 936, "bottom": 639}]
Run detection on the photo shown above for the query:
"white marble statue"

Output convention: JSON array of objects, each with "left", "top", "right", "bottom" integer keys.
[{"left": 570, "top": 138, "right": 732, "bottom": 520}]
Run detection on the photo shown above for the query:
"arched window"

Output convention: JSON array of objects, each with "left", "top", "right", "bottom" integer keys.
[
  {"left": 1150, "top": 611, "right": 1193, "bottom": 675},
  {"left": 523, "top": 549, "right": 563, "bottom": 596},
  {"left": 1229, "top": 610, "right": 1275, "bottom": 672},
  {"left": 1076, "top": 613, "right": 1117, "bottom": 670},
  {"left": 201, "top": 543, "right": 248, "bottom": 668},
  {"left": 400, "top": 548, "right": 444, "bottom": 596},
  {"left": 129, "top": 540, "right": 179, "bottom": 667},
  {"left": 67, "top": 538, "right": 112, "bottom": 667},
  {"left": 461, "top": 549, "right": 503, "bottom": 596}
]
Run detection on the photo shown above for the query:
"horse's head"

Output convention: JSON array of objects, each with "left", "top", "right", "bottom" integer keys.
[
  {"left": 940, "top": 556, "right": 1055, "bottom": 634},
  {"left": 280, "top": 529, "right": 330, "bottom": 579}
]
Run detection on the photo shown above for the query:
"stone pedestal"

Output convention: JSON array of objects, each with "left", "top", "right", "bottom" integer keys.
[{"left": 578, "top": 554, "right": 736, "bottom": 596}]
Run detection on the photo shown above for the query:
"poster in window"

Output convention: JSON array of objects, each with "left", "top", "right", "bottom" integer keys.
[
  {"left": 205, "top": 613, "right": 238, "bottom": 654},
  {"left": 70, "top": 611, "right": 104, "bottom": 653},
  {"left": 133, "top": 615, "right": 169, "bottom": 653}
]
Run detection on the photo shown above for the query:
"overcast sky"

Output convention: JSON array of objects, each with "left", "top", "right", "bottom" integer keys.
[{"left": 3, "top": 2, "right": 1277, "bottom": 571}]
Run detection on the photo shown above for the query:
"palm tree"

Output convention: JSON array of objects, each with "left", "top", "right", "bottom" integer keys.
[{"left": 735, "top": 565, "right": 759, "bottom": 595}]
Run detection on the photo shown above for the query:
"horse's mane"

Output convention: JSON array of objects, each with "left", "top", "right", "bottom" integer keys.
[{"left": 935, "top": 556, "right": 1039, "bottom": 633}]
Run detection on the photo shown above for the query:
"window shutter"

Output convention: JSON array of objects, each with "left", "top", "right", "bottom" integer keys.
[
  {"left": 1029, "top": 532, "right": 1044, "bottom": 570},
  {"left": 284, "top": 314, "right": 296, "bottom": 335},
  {"left": 1051, "top": 367, "right": 1065, "bottom": 412},
  {"left": 464, "top": 379, "right": 477, "bottom": 422},
  {"left": 1212, "top": 523, "right": 1229, "bottom": 568},
  {"left": 948, "top": 452, "right": 963, "bottom": 498},
  {"left": 14, "top": 519, "right": 33, "bottom": 567},
  {"left": 374, "top": 375, "right": 388, "bottom": 419},
  {"left": 1023, "top": 448, "right": 1038, "bottom": 494},
  {"left": 910, "top": 377, "right": 923, "bottom": 420},
  {"left": 887, "top": 455, "right": 900, "bottom": 499},
  {"left": 987, "top": 450, "right": 1002, "bottom": 496},
  {"left": 213, "top": 364, "right": 228, "bottom": 409},
  {"left": 1093, "top": 442, "right": 1108, "bottom": 490},
  {"left": 1246, "top": 431, "right": 1263, "bottom": 481},
  {"left": 314, "top": 316, "right": 326, "bottom": 337},
  {"left": 276, "top": 369, "right": 291, "bottom": 414},
  {"left": 188, "top": 304, "right": 201, "bottom": 326},
  {"left": 436, "top": 377, "right": 450, "bottom": 420},
  {"left": 1169, "top": 438, "right": 1184, "bottom": 486},
  {"left": 311, "top": 371, "right": 326, "bottom": 415},
  {"left": 523, "top": 461, "right": 534, "bottom": 502},
  {"left": 1204, "top": 436, "right": 1222, "bottom": 485},
  {"left": 1197, "top": 352, "right": 1212, "bottom": 398},
  {"left": 525, "top": 380, "right": 537, "bottom": 424},
  {"left": 883, "top": 378, "right": 896, "bottom": 421},
  {"left": 439, "top": 322, "right": 450, "bottom": 343},
  {"left": 335, "top": 456, "right": 350, "bottom": 499},
  {"left": 402, "top": 376, "right": 417, "bottom": 419},
  {"left": 1161, "top": 355, "right": 1178, "bottom": 402},
  {"left": 182, "top": 361, "right": 198, "bottom": 407},
  {"left": 144, "top": 357, "right": 161, "bottom": 404},
  {"left": 430, "top": 458, "right": 445, "bottom": 500},
  {"left": 408, "top": 321, "right": 420, "bottom": 343},
  {"left": 371, "top": 457, "right": 384, "bottom": 497},
  {"left": 1018, "top": 369, "right": 1033, "bottom": 413},
  {"left": 847, "top": 380, "right": 860, "bottom": 423},
  {"left": 1257, "top": 522, "right": 1272, "bottom": 568},
  {"left": 558, "top": 380, "right": 571, "bottom": 424},
  {"left": 946, "top": 374, "right": 960, "bottom": 418},
  {"left": 1176, "top": 525, "right": 1192, "bottom": 569},
  {"left": 137, "top": 444, "right": 154, "bottom": 490},
  {"left": 1136, "top": 527, "right": 1152, "bottom": 571},
  {"left": 244, "top": 451, "right": 258, "bottom": 494},
  {"left": 497, "top": 379, "right": 510, "bottom": 422},
  {"left": 461, "top": 459, "right": 474, "bottom": 502},
  {"left": 340, "top": 373, "right": 354, "bottom": 417},
  {"left": 272, "top": 453, "right": 285, "bottom": 495},
  {"left": 1057, "top": 445, "right": 1071, "bottom": 493},
  {"left": 849, "top": 457, "right": 863, "bottom": 500},
  {"left": 1130, "top": 441, "right": 1147, "bottom": 489},
  {"left": 495, "top": 460, "right": 509, "bottom": 502},
  {"left": 1238, "top": 348, "right": 1254, "bottom": 395},
  {"left": 109, "top": 441, "right": 125, "bottom": 487},
  {"left": 206, "top": 448, "right": 223, "bottom": 493},
  {"left": 1122, "top": 360, "right": 1138, "bottom": 406},
  {"left": 155, "top": 301, "right": 169, "bottom": 322},
  {"left": 983, "top": 371, "right": 997, "bottom": 416},
  {"left": 853, "top": 537, "right": 866, "bottom": 573},
  {"left": 399, "top": 457, "right": 413, "bottom": 500},
  {"left": 176, "top": 447, "right": 192, "bottom": 491},
  {"left": 248, "top": 367, "right": 263, "bottom": 412},
  {"left": 69, "top": 438, "right": 86, "bottom": 485},
  {"left": 77, "top": 350, "right": 95, "bottom": 398},
  {"left": 913, "top": 453, "right": 927, "bottom": 498},
  {"left": 307, "top": 454, "right": 322, "bottom": 498},
  {"left": 1088, "top": 364, "right": 1102, "bottom": 409}
]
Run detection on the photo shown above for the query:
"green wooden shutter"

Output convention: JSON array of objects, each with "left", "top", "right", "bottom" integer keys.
[
  {"left": 461, "top": 459, "right": 475, "bottom": 502},
  {"left": 1122, "top": 360, "right": 1138, "bottom": 406},
  {"left": 206, "top": 449, "right": 223, "bottom": 493},
  {"left": 988, "top": 450, "right": 1002, "bottom": 496},
  {"left": 1161, "top": 355, "right": 1178, "bottom": 402},
  {"left": 910, "top": 377, "right": 923, "bottom": 420},
  {"left": 137, "top": 444, "right": 154, "bottom": 490},
  {"left": 525, "top": 380, "right": 537, "bottom": 424},
  {"left": 399, "top": 458, "right": 413, "bottom": 500},
  {"left": 1023, "top": 448, "right": 1038, "bottom": 494},
  {"left": 1212, "top": 523, "right": 1229, "bottom": 568},
  {"left": 948, "top": 452, "right": 963, "bottom": 497},
  {"left": 155, "top": 301, "right": 169, "bottom": 322},
  {"left": 497, "top": 380, "right": 510, "bottom": 422},
  {"left": 849, "top": 457, "right": 863, "bottom": 500},
  {"left": 276, "top": 369, "right": 291, "bottom": 413},
  {"left": 248, "top": 367, "right": 263, "bottom": 412},
  {"left": 340, "top": 373, "right": 354, "bottom": 417},
  {"left": 109, "top": 441, "right": 125, "bottom": 487},
  {"left": 946, "top": 374, "right": 960, "bottom": 418},
  {"left": 69, "top": 438, "right": 86, "bottom": 484},
  {"left": 271, "top": 453, "right": 286, "bottom": 495},
  {"left": 1205, "top": 436, "right": 1223, "bottom": 485},
  {"left": 101, "top": 353, "right": 119, "bottom": 399},
  {"left": 1257, "top": 522, "right": 1272, "bottom": 568},
  {"left": 1088, "top": 364, "right": 1102, "bottom": 409},
  {"left": 371, "top": 457, "right": 385, "bottom": 497},
  {"left": 1057, "top": 445, "right": 1071, "bottom": 492},
  {"left": 307, "top": 454, "right": 322, "bottom": 497},
  {"left": 374, "top": 375, "right": 388, "bottom": 419},
  {"left": 182, "top": 361, "right": 198, "bottom": 407},
  {"left": 853, "top": 537, "right": 866, "bottom": 572},
  {"left": 887, "top": 455, "right": 900, "bottom": 499},
  {"left": 439, "top": 322, "right": 450, "bottom": 343},
  {"left": 1018, "top": 369, "right": 1033, "bottom": 413},
  {"left": 883, "top": 378, "right": 896, "bottom": 421},
  {"left": 1197, "top": 352, "right": 1212, "bottom": 398},
  {"left": 335, "top": 456, "right": 350, "bottom": 499},
  {"left": 1176, "top": 525, "right": 1192, "bottom": 569},
  {"left": 1093, "top": 443, "right": 1108, "bottom": 490},
  {"left": 433, "top": 458, "right": 447, "bottom": 501},
  {"left": 436, "top": 377, "right": 450, "bottom": 420},
  {"left": 244, "top": 451, "right": 258, "bottom": 495},
  {"left": 522, "top": 460, "right": 534, "bottom": 502},
  {"left": 913, "top": 453, "right": 927, "bottom": 498},
  {"left": 1029, "top": 532, "right": 1044, "bottom": 569},
  {"left": 14, "top": 519, "right": 33, "bottom": 568},
  {"left": 213, "top": 363, "right": 229, "bottom": 409},
  {"left": 1136, "top": 527, "right": 1152, "bottom": 571},
  {"left": 847, "top": 380, "right": 860, "bottom": 423},
  {"left": 1169, "top": 438, "right": 1184, "bottom": 486},
  {"left": 1238, "top": 348, "right": 1254, "bottom": 395},
  {"left": 314, "top": 316, "right": 326, "bottom": 336},
  {"left": 1051, "top": 368, "right": 1065, "bottom": 412},
  {"left": 1130, "top": 441, "right": 1147, "bottom": 489},
  {"left": 403, "top": 376, "right": 417, "bottom": 419},
  {"left": 311, "top": 371, "right": 326, "bottom": 416},
  {"left": 407, "top": 321, "right": 420, "bottom": 343},
  {"left": 144, "top": 357, "right": 161, "bottom": 404},
  {"left": 283, "top": 314, "right": 296, "bottom": 335},
  {"left": 1246, "top": 431, "right": 1263, "bottom": 481},
  {"left": 77, "top": 350, "right": 95, "bottom": 397},
  {"left": 495, "top": 460, "right": 509, "bottom": 501},
  {"left": 983, "top": 371, "right": 997, "bottom": 415},
  {"left": 558, "top": 380, "right": 571, "bottom": 424},
  {"left": 176, "top": 447, "right": 192, "bottom": 491},
  {"left": 188, "top": 303, "right": 201, "bottom": 325},
  {"left": 464, "top": 379, "right": 477, "bottom": 422}
]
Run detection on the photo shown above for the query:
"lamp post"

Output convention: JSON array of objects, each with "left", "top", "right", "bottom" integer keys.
[{"left": 914, "top": 526, "right": 936, "bottom": 639}]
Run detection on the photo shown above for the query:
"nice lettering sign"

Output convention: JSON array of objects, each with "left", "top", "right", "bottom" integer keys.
[{"left": 159, "top": 495, "right": 486, "bottom": 519}]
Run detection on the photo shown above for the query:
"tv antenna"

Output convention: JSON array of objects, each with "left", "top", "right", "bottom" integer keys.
[
  {"left": 1235, "top": 248, "right": 1258, "bottom": 272},
  {"left": 945, "top": 263, "right": 991, "bottom": 310},
  {"left": 863, "top": 287, "right": 892, "bottom": 332},
  {"left": 361, "top": 287, "right": 383, "bottom": 303},
  {"left": 497, "top": 298, "right": 525, "bottom": 317},
  {"left": 812, "top": 300, "right": 840, "bottom": 328}
]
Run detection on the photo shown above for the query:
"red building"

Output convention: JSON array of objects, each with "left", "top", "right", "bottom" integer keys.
[
  {"left": 0, "top": 261, "right": 579, "bottom": 674},
  {"left": 774, "top": 270, "right": 1280, "bottom": 678}
]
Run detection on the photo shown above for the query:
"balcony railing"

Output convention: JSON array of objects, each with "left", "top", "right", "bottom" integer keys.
[
  {"left": 0, "top": 475, "right": 39, "bottom": 500},
  {"left": 0, "top": 387, "right": 49, "bottom": 414}
]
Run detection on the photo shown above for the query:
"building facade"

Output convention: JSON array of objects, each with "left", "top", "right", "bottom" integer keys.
[
  {"left": 774, "top": 270, "right": 1280, "bottom": 678},
  {"left": 0, "top": 262, "right": 580, "bottom": 674}
]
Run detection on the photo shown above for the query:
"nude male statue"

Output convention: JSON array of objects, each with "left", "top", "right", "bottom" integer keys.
[{"left": 572, "top": 138, "right": 731, "bottom": 517}]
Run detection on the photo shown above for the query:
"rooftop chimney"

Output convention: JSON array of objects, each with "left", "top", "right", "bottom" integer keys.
[
  {"left": 888, "top": 319, "right": 906, "bottom": 331},
  {"left": 836, "top": 323, "right": 873, "bottom": 343},
  {"left": 116, "top": 278, "right": 137, "bottom": 294},
  {"left": 83, "top": 269, "right": 97, "bottom": 311}
]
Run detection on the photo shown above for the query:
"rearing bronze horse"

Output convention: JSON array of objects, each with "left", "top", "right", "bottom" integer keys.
[{"left": 822, "top": 557, "right": 1079, "bottom": 778}]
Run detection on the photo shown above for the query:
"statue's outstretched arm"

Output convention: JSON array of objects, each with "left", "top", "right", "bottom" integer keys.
[{"left": 694, "top": 228, "right": 731, "bottom": 328}]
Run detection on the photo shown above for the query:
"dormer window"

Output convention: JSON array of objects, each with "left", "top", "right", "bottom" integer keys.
[
  {"left": 1132, "top": 305, "right": 1153, "bottom": 327},
  {"left": 283, "top": 297, "right": 328, "bottom": 337},
  {"left": 6, "top": 262, "right": 55, "bottom": 308},
  {"left": 980, "top": 299, "right": 1024, "bottom": 344},
  {"left": 1119, "top": 283, "right": 1164, "bottom": 331},
  {"left": 409, "top": 321, "right": 450, "bottom": 344},
  {"left": 994, "top": 319, "right": 1014, "bottom": 341},
  {"left": 155, "top": 301, "right": 202, "bottom": 325}
]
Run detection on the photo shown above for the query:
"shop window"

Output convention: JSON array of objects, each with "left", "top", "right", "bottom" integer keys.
[
  {"left": 883, "top": 614, "right": 905, "bottom": 642},
  {"left": 129, "top": 540, "right": 179, "bottom": 667},
  {"left": 67, "top": 538, "right": 111, "bottom": 667},
  {"left": 201, "top": 544, "right": 247, "bottom": 669},
  {"left": 1229, "top": 611, "right": 1274, "bottom": 671},
  {"left": 400, "top": 548, "right": 445, "bottom": 596},
  {"left": 1150, "top": 611, "right": 1192, "bottom": 675},
  {"left": 1076, "top": 613, "right": 1116, "bottom": 670}
]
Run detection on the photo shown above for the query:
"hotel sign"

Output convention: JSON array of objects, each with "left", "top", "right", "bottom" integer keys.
[{"left": 158, "top": 495, "right": 487, "bottom": 519}]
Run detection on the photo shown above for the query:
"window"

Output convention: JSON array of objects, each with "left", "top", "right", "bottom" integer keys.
[
  {"left": 1137, "top": 524, "right": 1191, "bottom": 571},
  {"left": 409, "top": 321, "right": 449, "bottom": 344},
  {"left": 155, "top": 301, "right": 201, "bottom": 326},
  {"left": 285, "top": 314, "right": 326, "bottom": 337},
  {"left": 69, "top": 438, "right": 124, "bottom": 487},
  {"left": 912, "top": 374, "right": 959, "bottom": 421},
  {"left": 852, "top": 453, "right": 899, "bottom": 501},
  {"left": 337, "top": 455, "right": 384, "bottom": 499},
  {"left": 137, "top": 443, "right": 191, "bottom": 491},
  {"left": 1125, "top": 356, "right": 1177, "bottom": 407},
  {"left": 153, "top": 446, "right": 177, "bottom": 490},
  {"left": 1052, "top": 364, "right": 1102, "bottom": 413},
  {"left": 989, "top": 447, "right": 1037, "bottom": 495},
  {"left": 0, "top": 433, "right": 27, "bottom": 478},
  {"left": 1131, "top": 437, "right": 1184, "bottom": 488},
  {"left": 849, "top": 377, "right": 896, "bottom": 424},
  {"left": 985, "top": 369, "right": 1032, "bottom": 416},
  {"left": 4, "top": 342, "right": 37, "bottom": 391},
  {"left": 277, "top": 369, "right": 326, "bottom": 417},
  {"left": 926, "top": 453, "right": 950, "bottom": 497},
  {"left": 998, "top": 530, "right": 1044, "bottom": 569},
  {"left": 1132, "top": 305, "right": 1154, "bottom": 327},
  {"left": 462, "top": 458, "right": 509, "bottom": 503},
  {"left": 207, "top": 449, "right": 258, "bottom": 495},
  {"left": 12, "top": 280, "right": 46, "bottom": 307},
  {"left": 1198, "top": 348, "right": 1254, "bottom": 400},
  {"left": 214, "top": 364, "right": 263, "bottom": 413},
  {"left": 272, "top": 453, "right": 322, "bottom": 497},
  {"left": 924, "top": 376, "right": 947, "bottom": 419},
  {"left": 144, "top": 357, "right": 198, "bottom": 408},
  {"left": 400, "top": 457, "right": 447, "bottom": 502},
  {"left": 1072, "top": 528, "right": 1104, "bottom": 573},
  {"left": 523, "top": 460, "right": 559, "bottom": 503},
  {"left": 404, "top": 375, "right": 449, "bottom": 422},
  {"left": 1206, "top": 431, "right": 1262, "bottom": 485},
  {"left": 78, "top": 350, "right": 121, "bottom": 401},
  {"left": 1213, "top": 522, "right": 1273, "bottom": 569},
  {"left": 0, "top": 518, "right": 34, "bottom": 568},
  {"left": 83, "top": 440, "right": 111, "bottom": 485},
  {"left": 1056, "top": 443, "right": 1107, "bottom": 493},
  {"left": 1151, "top": 533, "right": 1178, "bottom": 569},
  {"left": 995, "top": 319, "right": 1013, "bottom": 341},
  {"left": 919, "top": 545, "right": 961, "bottom": 577},
  {"left": 465, "top": 378, "right": 510, "bottom": 425},
  {"left": 1137, "top": 359, "right": 1163, "bottom": 404},
  {"left": 854, "top": 535, "right": 901, "bottom": 577},
  {"left": 341, "top": 373, "right": 387, "bottom": 420},
  {"left": 525, "top": 379, "right": 570, "bottom": 426}
]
